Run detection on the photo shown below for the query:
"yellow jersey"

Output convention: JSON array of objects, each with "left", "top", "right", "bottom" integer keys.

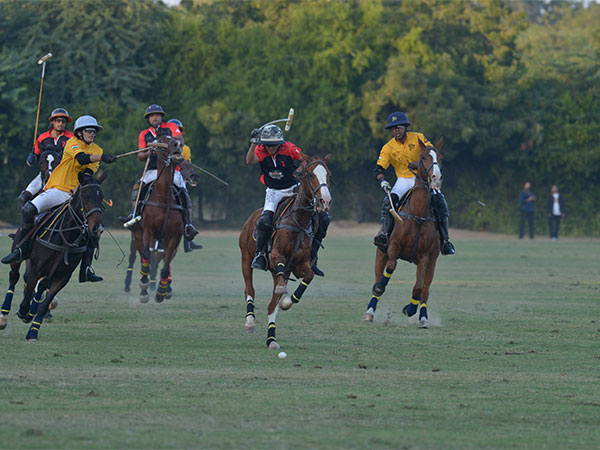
[
  {"left": 182, "top": 144, "right": 191, "bottom": 162},
  {"left": 44, "top": 137, "right": 102, "bottom": 192},
  {"left": 376, "top": 132, "right": 432, "bottom": 178}
]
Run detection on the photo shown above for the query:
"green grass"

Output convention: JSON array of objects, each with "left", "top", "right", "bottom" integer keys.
[{"left": 0, "top": 231, "right": 599, "bottom": 449}]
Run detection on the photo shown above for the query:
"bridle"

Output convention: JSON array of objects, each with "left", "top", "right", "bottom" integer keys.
[
  {"left": 68, "top": 182, "right": 104, "bottom": 233},
  {"left": 294, "top": 159, "right": 330, "bottom": 212}
]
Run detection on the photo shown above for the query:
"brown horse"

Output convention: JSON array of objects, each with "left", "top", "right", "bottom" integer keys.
[
  {"left": 239, "top": 154, "right": 332, "bottom": 349},
  {"left": 363, "top": 143, "right": 445, "bottom": 328},
  {"left": 1, "top": 150, "right": 63, "bottom": 329},
  {"left": 133, "top": 136, "right": 184, "bottom": 303},
  {"left": 0, "top": 173, "right": 106, "bottom": 339}
]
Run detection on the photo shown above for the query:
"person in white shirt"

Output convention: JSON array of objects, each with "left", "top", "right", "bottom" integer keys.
[{"left": 546, "top": 185, "right": 565, "bottom": 240}]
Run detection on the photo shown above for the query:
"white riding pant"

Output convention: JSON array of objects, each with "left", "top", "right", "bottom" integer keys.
[
  {"left": 263, "top": 184, "right": 298, "bottom": 213},
  {"left": 25, "top": 173, "right": 43, "bottom": 196},
  {"left": 391, "top": 177, "right": 416, "bottom": 199},
  {"left": 142, "top": 169, "right": 186, "bottom": 190},
  {"left": 31, "top": 188, "right": 71, "bottom": 214}
]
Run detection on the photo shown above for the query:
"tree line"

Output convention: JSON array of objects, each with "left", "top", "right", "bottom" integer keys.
[{"left": 0, "top": 0, "right": 598, "bottom": 235}]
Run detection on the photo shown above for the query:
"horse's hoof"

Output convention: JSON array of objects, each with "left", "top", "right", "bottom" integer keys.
[
  {"left": 279, "top": 296, "right": 293, "bottom": 311},
  {"left": 245, "top": 317, "right": 255, "bottom": 333},
  {"left": 16, "top": 311, "right": 32, "bottom": 324},
  {"left": 124, "top": 286, "right": 130, "bottom": 293},
  {"left": 0, "top": 315, "right": 7, "bottom": 330},
  {"left": 268, "top": 341, "right": 280, "bottom": 350},
  {"left": 274, "top": 285, "right": 287, "bottom": 295},
  {"left": 27, "top": 338, "right": 38, "bottom": 342},
  {"left": 139, "top": 294, "right": 149, "bottom": 304},
  {"left": 419, "top": 318, "right": 430, "bottom": 329},
  {"left": 50, "top": 299, "right": 58, "bottom": 310},
  {"left": 362, "top": 308, "right": 375, "bottom": 322},
  {"left": 155, "top": 293, "right": 165, "bottom": 303}
]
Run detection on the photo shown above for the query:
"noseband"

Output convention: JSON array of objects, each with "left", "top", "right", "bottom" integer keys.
[{"left": 296, "top": 159, "right": 330, "bottom": 199}]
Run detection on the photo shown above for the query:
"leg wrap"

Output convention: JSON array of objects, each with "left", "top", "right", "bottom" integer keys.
[
  {"left": 275, "top": 262, "right": 286, "bottom": 278},
  {"left": 140, "top": 258, "right": 150, "bottom": 277},
  {"left": 266, "top": 322, "right": 276, "bottom": 346},
  {"left": 373, "top": 267, "right": 393, "bottom": 296},
  {"left": 292, "top": 280, "right": 311, "bottom": 303},
  {"left": 367, "top": 295, "right": 380, "bottom": 311},
  {"left": 245, "top": 297, "right": 255, "bottom": 318},
  {"left": 402, "top": 297, "right": 420, "bottom": 317},
  {"left": 2, "top": 284, "right": 16, "bottom": 315},
  {"left": 418, "top": 303, "right": 428, "bottom": 320}
]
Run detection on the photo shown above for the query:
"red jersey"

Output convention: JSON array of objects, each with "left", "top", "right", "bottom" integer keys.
[
  {"left": 34, "top": 129, "right": 75, "bottom": 156},
  {"left": 138, "top": 122, "right": 182, "bottom": 171},
  {"left": 255, "top": 141, "right": 302, "bottom": 189}
]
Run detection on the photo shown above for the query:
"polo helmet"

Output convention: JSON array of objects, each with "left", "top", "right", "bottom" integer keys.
[
  {"left": 144, "top": 104, "right": 166, "bottom": 118},
  {"left": 73, "top": 115, "right": 103, "bottom": 133},
  {"left": 48, "top": 107, "right": 72, "bottom": 123},
  {"left": 385, "top": 111, "right": 411, "bottom": 129},
  {"left": 260, "top": 124, "right": 285, "bottom": 145}
]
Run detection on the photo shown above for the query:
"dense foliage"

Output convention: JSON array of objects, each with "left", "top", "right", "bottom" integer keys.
[{"left": 0, "top": 0, "right": 598, "bottom": 235}]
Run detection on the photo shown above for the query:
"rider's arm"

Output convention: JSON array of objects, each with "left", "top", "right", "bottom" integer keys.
[
  {"left": 246, "top": 143, "right": 259, "bottom": 165},
  {"left": 75, "top": 152, "right": 115, "bottom": 164},
  {"left": 374, "top": 165, "right": 386, "bottom": 182}
]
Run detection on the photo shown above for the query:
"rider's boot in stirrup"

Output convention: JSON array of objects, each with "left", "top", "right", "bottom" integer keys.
[
  {"left": 310, "top": 239, "right": 325, "bottom": 277},
  {"left": 2, "top": 203, "right": 37, "bottom": 264},
  {"left": 373, "top": 196, "right": 395, "bottom": 249},
  {"left": 182, "top": 190, "right": 201, "bottom": 252},
  {"left": 433, "top": 192, "right": 455, "bottom": 255},
  {"left": 252, "top": 212, "right": 273, "bottom": 271},
  {"left": 79, "top": 245, "right": 103, "bottom": 282}
]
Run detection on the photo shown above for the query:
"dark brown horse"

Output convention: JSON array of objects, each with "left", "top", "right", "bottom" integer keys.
[
  {"left": 363, "top": 143, "right": 444, "bottom": 328},
  {"left": 1, "top": 150, "right": 62, "bottom": 330},
  {"left": 239, "top": 154, "right": 332, "bottom": 349},
  {"left": 0, "top": 173, "right": 105, "bottom": 340},
  {"left": 133, "top": 136, "right": 184, "bottom": 303}
]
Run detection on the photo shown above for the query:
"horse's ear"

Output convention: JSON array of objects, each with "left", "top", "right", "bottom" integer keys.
[
  {"left": 300, "top": 153, "right": 311, "bottom": 163},
  {"left": 435, "top": 137, "right": 444, "bottom": 149},
  {"left": 323, "top": 154, "right": 332, "bottom": 163},
  {"left": 418, "top": 139, "right": 426, "bottom": 151},
  {"left": 96, "top": 171, "right": 108, "bottom": 185}
]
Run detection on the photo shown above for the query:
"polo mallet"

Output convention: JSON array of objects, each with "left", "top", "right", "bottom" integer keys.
[
  {"left": 188, "top": 162, "right": 229, "bottom": 187},
  {"left": 260, "top": 107, "right": 295, "bottom": 132},
  {"left": 386, "top": 189, "right": 403, "bottom": 223},
  {"left": 123, "top": 156, "right": 150, "bottom": 228},
  {"left": 32, "top": 52, "right": 52, "bottom": 150},
  {"left": 453, "top": 185, "right": 486, "bottom": 207}
]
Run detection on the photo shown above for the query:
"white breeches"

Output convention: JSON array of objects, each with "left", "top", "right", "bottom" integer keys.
[
  {"left": 25, "top": 173, "right": 43, "bottom": 196},
  {"left": 263, "top": 185, "right": 298, "bottom": 213},
  {"left": 391, "top": 177, "right": 416, "bottom": 199},
  {"left": 142, "top": 169, "right": 186, "bottom": 190},
  {"left": 31, "top": 188, "right": 71, "bottom": 214}
]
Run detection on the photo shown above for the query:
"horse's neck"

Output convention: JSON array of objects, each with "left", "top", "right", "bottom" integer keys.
[
  {"left": 287, "top": 183, "right": 314, "bottom": 224},
  {"left": 152, "top": 162, "right": 175, "bottom": 197},
  {"left": 405, "top": 181, "right": 431, "bottom": 215}
]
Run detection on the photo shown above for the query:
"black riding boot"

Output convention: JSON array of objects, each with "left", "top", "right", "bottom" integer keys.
[
  {"left": 373, "top": 195, "right": 397, "bottom": 249},
  {"left": 311, "top": 211, "right": 330, "bottom": 277},
  {"left": 432, "top": 192, "right": 455, "bottom": 255},
  {"left": 79, "top": 244, "right": 103, "bottom": 283},
  {"left": 252, "top": 211, "right": 273, "bottom": 271},
  {"left": 17, "top": 190, "right": 33, "bottom": 213},
  {"left": 181, "top": 190, "right": 202, "bottom": 252},
  {"left": 1, "top": 202, "right": 37, "bottom": 264}
]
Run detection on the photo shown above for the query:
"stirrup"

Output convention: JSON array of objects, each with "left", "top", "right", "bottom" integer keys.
[
  {"left": 185, "top": 224, "right": 199, "bottom": 238},
  {"left": 441, "top": 241, "right": 455, "bottom": 255},
  {"left": 80, "top": 267, "right": 103, "bottom": 283},
  {"left": 373, "top": 233, "right": 388, "bottom": 248}
]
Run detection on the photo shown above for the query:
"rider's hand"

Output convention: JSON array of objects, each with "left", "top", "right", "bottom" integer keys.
[
  {"left": 408, "top": 161, "right": 418, "bottom": 171},
  {"left": 101, "top": 154, "right": 117, "bottom": 164},
  {"left": 380, "top": 180, "right": 392, "bottom": 193},
  {"left": 250, "top": 128, "right": 261, "bottom": 144},
  {"left": 26, "top": 152, "right": 39, "bottom": 167}
]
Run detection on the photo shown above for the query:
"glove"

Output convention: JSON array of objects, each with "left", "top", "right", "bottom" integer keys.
[
  {"left": 250, "top": 128, "right": 261, "bottom": 144},
  {"left": 380, "top": 180, "right": 391, "bottom": 193},
  {"left": 101, "top": 154, "right": 117, "bottom": 164},
  {"left": 408, "top": 161, "right": 418, "bottom": 171},
  {"left": 26, "top": 152, "right": 39, "bottom": 167}
]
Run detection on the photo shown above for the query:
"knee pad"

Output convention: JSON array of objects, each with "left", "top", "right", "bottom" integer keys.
[
  {"left": 22, "top": 202, "right": 38, "bottom": 225},
  {"left": 257, "top": 211, "right": 274, "bottom": 232}
]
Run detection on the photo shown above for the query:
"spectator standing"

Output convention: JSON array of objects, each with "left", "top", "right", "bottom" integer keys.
[
  {"left": 546, "top": 185, "right": 565, "bottom": 240},
  {"left": 519, "top": 181, "right": 536, "bottom": 239}
]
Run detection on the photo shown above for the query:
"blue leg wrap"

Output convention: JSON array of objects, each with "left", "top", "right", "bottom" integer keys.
[
  {"left": 367, "top": 296, "right": 379, "bottom": 311},
  {"left": 2, "top": 283, "right": 15, "bottom": 315}
]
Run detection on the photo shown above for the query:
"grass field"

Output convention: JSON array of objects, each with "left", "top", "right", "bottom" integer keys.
[{"left": 0, "top": 227, "right": 599, "bottom": 449}]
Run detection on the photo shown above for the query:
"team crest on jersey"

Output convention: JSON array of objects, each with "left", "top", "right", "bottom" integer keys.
[{"left": 269, "top": 170, "right": 284, "bottom": 180}]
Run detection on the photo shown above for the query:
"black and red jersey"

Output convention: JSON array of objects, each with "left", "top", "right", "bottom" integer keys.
[
  {"left": 255, "top": 142, "right": 303, "bottom": 189},
  {"left": 34, "top": 130, "right": 74, "bottom": 156},
  {"left": 138, "top": 122, "right": 182, "bottom": 170}
]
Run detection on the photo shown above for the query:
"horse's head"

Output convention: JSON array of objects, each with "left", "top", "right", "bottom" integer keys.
[
  {"left": 417, "top": 138, "right": 444, "bottom": 190},
  {"left": 75, "top": 172, "right": 106, "bottom": 238},
  {"left": 154, "top": 135, "right": 183, "bottom": 166},
  {"left": 39, "top": 150, "right": 60, "bottom": 184},
  {"left": 295, "top": 154, "right": 332, "bottom": 212}
]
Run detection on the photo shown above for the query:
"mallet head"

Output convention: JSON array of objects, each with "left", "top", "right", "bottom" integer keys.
[
  {"left": 285, "top": 108, "right": 294, "bottom": 131},
  {"left": 37, "top": 53, "right": 52, "bottom": 64}
]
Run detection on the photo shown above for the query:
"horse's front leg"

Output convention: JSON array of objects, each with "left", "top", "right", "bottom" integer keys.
[
  {"left": 413, "top": 256, "right": 438, "bottom": 329},
  {"left": 27, "top": 278, "right": 51, "bottom": 322},
  {"left": 266, "top": 259, "right": 288, "bottom": 349},
  {"left": 0, "top": 262, "right": 21, "bottom": 329},
  {"left": 402, "top": 255, "right": 430, "bottom": 324},
  {"left": 365, "top": 246, "right": 398, "bottom": 322},
  {"left": 139, "top": 245, "right": 151, "bottom": 303},
  {"left": 124, "top": 234, "right": 136, "bottom": 293},
  {"left": 26, "top": 275, "right": 70, "bottom": 341},
  {"left": 155, "top": 263, "right": 171, "bottom": 303},
  {"left": 17, "top": 269, "right": 38, "bottom": 323},
  {"left": 363, "top": 248, "right": 389, "bottom": 322},
  {"left": 280, "top": 262, "right": 314, "bottom": 311},
  {"left": 241, "top": 251, "right": 256, "bottom": 333}
]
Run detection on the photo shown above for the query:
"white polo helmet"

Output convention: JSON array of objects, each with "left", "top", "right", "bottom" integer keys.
[
  {"left": 73, "top": 115, "right": 104, "bottom": 133},
  {"left": 260, "top": 124, "right": 285, "bottom": 145}
]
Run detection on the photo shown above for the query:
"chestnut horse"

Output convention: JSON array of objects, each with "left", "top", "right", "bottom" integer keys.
[
  {"left": 363, "top": 143, "right": 445, "bottom": 328},
  {"left": 1, "top": 150, "right": 62, "bottom": 328},
  {"left": 133, "top": 136, "right": 184, "bottom": 303},
  {"left": 239, "top": 154, "right": 332, "bottom": 349}
]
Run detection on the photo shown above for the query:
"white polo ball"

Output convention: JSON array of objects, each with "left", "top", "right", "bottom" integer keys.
[{"left": 278, "top": 351, "right": 287, "bottom": 359}]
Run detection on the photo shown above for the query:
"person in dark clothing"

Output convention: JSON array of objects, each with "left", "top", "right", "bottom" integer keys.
[
  {"left": 519, "top": 181, "right": 536, "bottom": 239},
  {"left": 546, "top": 185, "right": 565, "bottom": 240}
]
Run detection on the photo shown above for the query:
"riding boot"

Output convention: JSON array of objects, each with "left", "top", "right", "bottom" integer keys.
[
  {"left": 432, "top": 192, "right": 455, "bottom": 255},
  {"left": 311, "top": 211, "right": 330, "bottom": 277},
  {"left": 79, "top": 245, "right": 103, "bottom": 283},
  {"left": 123, "top": 183, "right": 147, "bottom": 226},
  {"left": 2, "top": 202, "right": 37, "bottom": 264},
  {"left": 252, "top": 211, "right": 273, "bottom": 271},
  {"left": 373, "top": 195, "right": 396, "bottom": 249},
  {"left": 181, "top": 189, "right": 201, "bottom": 252}
]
